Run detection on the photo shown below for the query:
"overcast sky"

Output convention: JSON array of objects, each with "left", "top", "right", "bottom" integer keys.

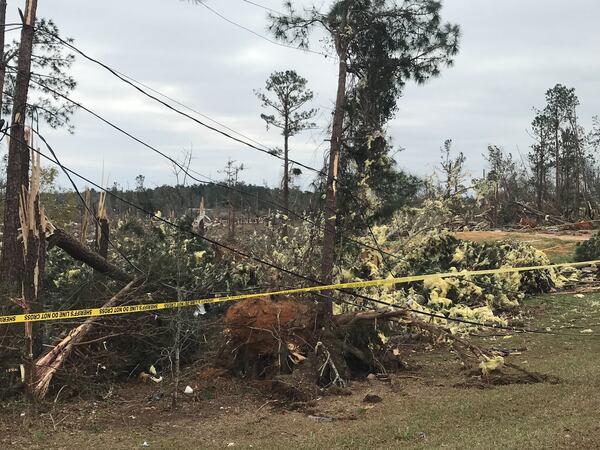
[{"left": 6, "top": 0, "right": 599, "bottom": 190}]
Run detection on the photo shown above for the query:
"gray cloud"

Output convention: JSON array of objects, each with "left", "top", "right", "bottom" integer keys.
[{"left": 5, "top": 0, "right": 597, "bottom": 190}]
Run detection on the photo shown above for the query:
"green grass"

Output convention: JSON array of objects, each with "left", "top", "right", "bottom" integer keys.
[
  {"left": 525, "top": 236, "right": 580, "bottom": 263},
  {"left": 6, "top": 291, "right": 600, "bottom": 449}
]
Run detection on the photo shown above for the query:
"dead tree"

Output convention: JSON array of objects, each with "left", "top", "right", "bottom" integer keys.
[
  {"left": 221, "top": 159, "right": 244, "bottom": 242},
  {"left": 1, "top": 0, "right": 38, "bottom": 287}
]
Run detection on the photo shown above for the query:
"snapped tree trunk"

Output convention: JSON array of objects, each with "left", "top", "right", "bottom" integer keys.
[
  {"left": 1, "top": 0, "right": 38, "bottom": 288},
  {"left": 47, "top": 228, "right": 132, "bottom": 282},
  {"left": 18, "top": 149, "right": 45, "bottom": 397},
  {"left": 95, "top": 218, "right": 110, "bottom": 260},
  {"left": 320, "top": 22, "right": 349, "bottom": 318}
]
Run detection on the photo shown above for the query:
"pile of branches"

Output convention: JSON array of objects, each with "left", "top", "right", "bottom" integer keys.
[
  {"left": 1, "top": 215, "right": 250, "bottom": 400},
  {"left": 338, "top": 229, "right": 565, "bottom": 327},
  {"left": 575, "top": 231, "right": 600, "bottom": 262}
]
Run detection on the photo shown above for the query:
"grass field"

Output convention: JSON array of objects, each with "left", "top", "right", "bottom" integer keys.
[{"left": 3, "top": 291, "right": 600, "bottom": 450}]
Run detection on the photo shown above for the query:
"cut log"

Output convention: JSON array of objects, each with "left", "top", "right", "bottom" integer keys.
[
  {"left": 32, "top": 278, "right": 142, "bottom": 399},
  {"left": 47, "top": 228, "right": 132, "bottom": 282}
]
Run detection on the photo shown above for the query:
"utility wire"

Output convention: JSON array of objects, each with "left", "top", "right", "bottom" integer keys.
[
  {"left": 240, "top": 0, "right": 285, "bottom": 15},
  {"left": 112, "top": 70, "right": 274, "bottom": 153},
  {"left": 13, "top": 35, "right": 556, "bottom": 322},
  {"left": 31, "top": 22, "right": 391, "bottom": 266},
  {"left": 5, "top": 130, "right": 599, "bottom": 339},
  {"left": 1, "top": 27, "right": 589, "bottom": 338},
  {"left": 12, "top": 34, "right": 395, "bottom": 279},
  {"left": 35, "top": 27, "right": 330, "bottom": 179},
  {"left": 19, "top": 72, "right": 407, "bottom": 264},
  {"left": 36, "top": 28, "right": 391, "bottom": 272},
  {"left": 29, "top": 27, "right": 569, "bottom": 307},
  {"left": 199, "top": 1, "right": 328, "bottom": 57}
]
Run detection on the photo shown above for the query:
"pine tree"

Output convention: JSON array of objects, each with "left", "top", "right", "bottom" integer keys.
[{"left": 255, "top": 70, "right": 316, "bottom": 219}]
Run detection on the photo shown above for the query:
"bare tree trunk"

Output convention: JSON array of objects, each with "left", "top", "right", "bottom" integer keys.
[
  {"left": 171, "top": 288, "right": 183, "bottom": 409},
  {"left": 320, "top": 9, "right": 349, "bottom": 318},
  {"left": 536, "top": 131, "right": 545, "bottom": 210},
  {"left": 228, "top": 192, "right": 235, "bottom": 241},
  {"left": 96, "top": 218, "right": 110, "bottom": 260},
  {"left": 1, "top": 0, "right": 38, "bottom": 288},
  {"left": 283, "top": 130, "right": 289, "bottom": 236},
  {"left": 554, "top": 117, "right": 561, "bottom": 212},
  {"left": 0, "top": 0, "right": 8, "bottom": 120},
  {"left": 95, "top": 191, "right": 109, "bottom": 259}
]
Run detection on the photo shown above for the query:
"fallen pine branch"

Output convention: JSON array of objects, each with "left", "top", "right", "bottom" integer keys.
[{"left": 32, "top": 278, "right": 143, "bottom": 399}]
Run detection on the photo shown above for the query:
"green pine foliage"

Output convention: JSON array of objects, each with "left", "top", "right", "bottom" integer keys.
[{"left": 575, "top": 232, "right": 600, "bottom": 262}]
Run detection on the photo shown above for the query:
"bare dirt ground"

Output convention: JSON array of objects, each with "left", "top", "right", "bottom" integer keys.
[
  {"left": 3, "top": 291, "right": 600, "bottom": 450},
  {"left": 454, "top": 230, "right": 593, "bottom": 243},
  {"left": 455, "top": 229, "right": 594, "bottom": 263}
]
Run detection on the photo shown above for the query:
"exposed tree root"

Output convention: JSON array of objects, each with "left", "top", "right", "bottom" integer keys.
[{"left": 219, "top": 298, "right": 554, "bottom": 396}]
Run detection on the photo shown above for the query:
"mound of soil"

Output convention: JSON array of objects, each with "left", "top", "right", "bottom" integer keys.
[{"left": 222, "top": 296, "right": 318, "bottom": 377}]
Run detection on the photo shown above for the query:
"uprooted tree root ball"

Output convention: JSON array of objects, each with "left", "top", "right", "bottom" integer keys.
[
  {"left": 216, "top": 296, "right": 552, "bottom": 401},
  {"left": 220, "top": 296, "right": 319, "bottom": 378}
]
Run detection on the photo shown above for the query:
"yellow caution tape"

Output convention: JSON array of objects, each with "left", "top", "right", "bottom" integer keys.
[{"left": 1, "top": 258, "right": 598, "bottom": 324}]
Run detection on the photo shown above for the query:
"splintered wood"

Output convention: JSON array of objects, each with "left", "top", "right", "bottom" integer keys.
[{"left": 18, "top": 144, "right": 47, "bottom": 396}]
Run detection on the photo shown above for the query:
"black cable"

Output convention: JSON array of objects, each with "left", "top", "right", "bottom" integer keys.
[
  {"left": 31, "top": 127, "right": 144, "bottom": 275},
  {"left": 17, "top": 71, "right": 407, "bottom": 263},
  {"left": 112, "top": 70, "right": 275, "bottom": 153},
  {"left": 5, "top": 130, "right": 331, "bottom": 286},
  {"left": 8, "top": 34, "right": 593, "bottom": 336},
  {"left": 8, "top": 82, "right": 554, "bottom": 338},
  {"left": 7, "top": 129, "right": 600, "bottom": 338},
  {"left": 198, "top": 2, "right": 328, "bottom": 57},
  {"left": 35, "top": 30, "right": 401, "bottom": 275},
  {"left": 34, "top": 28, "right": 331, "bottom": 180},
  {"left": 27, "top": 32, "right": 394, "bottom": 272}
]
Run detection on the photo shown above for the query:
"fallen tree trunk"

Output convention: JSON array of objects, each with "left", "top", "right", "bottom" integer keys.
[
  {"left": 333, "top": 309, "right": 408, "bottom": 326},
  {"left": 32, "top": 278, "right": 142, "bottom": 399},
  {"left": 513, "top": 201, "right": 568, "bottom": 225},
  {"left": 47, "top": 228, "right": 132, "bottom": 282}
]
